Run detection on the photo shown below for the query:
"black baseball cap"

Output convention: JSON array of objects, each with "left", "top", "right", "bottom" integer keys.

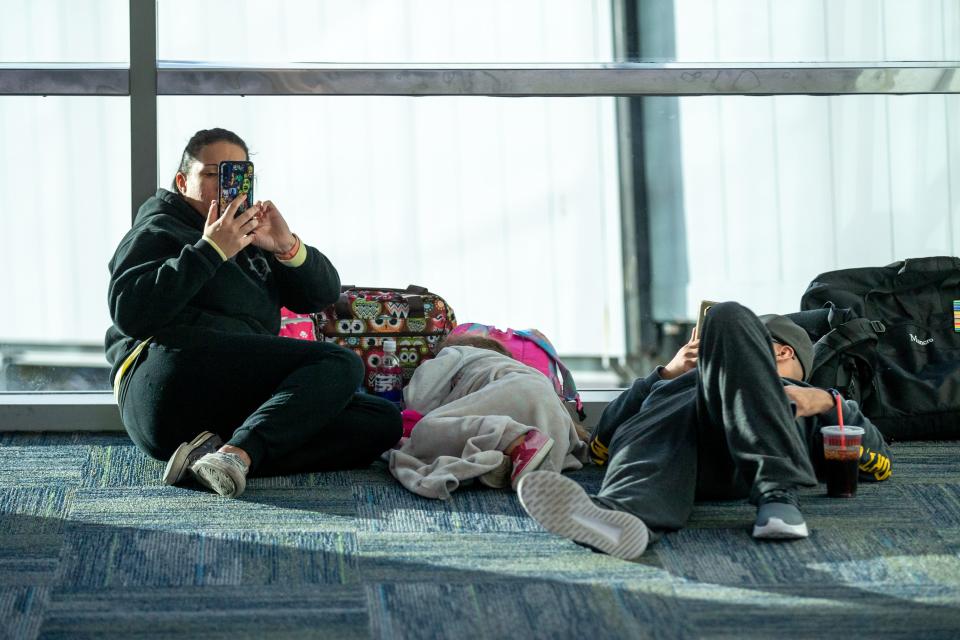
[{"left": 759, "top": 314, "right": 813, "bottom": 381}]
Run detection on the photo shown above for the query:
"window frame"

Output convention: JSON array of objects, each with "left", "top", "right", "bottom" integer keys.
[{"left": 0, "top": 0, "right": 956, "bottom": 431}]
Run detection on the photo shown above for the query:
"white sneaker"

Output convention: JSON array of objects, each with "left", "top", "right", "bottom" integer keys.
[
  {"left": 517, "top": 471, "right": 649, "bottom": 561},
  {"left": 189, "top": 451, "right": 249, "bottom": 498},
  {"left": 162, "top": 431, "right": 223, "bottom": 486}
]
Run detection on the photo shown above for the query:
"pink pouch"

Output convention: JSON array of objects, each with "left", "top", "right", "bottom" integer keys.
[{"left": 279, "top": 307, "right": 317, "bottom": 341}]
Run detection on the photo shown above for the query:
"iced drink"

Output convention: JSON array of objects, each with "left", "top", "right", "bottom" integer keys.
[{"left": 821, "top": 425, "right": 864, "bottom": 498}]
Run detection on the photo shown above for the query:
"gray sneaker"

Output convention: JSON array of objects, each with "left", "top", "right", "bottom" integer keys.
[
  {"left": 162, "top": 431, "right": 224, "bottom": 486},
  {"left": 189, "top": 451, "right": 249, "bottom": 498},
  {"left": 753, "top": 490, "right": 809, "bottom": 539},
  {"left": 517, "top": 471, "right": 649, "bottom": 561}
]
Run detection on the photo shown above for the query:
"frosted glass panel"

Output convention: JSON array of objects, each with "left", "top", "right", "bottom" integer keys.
[
  {"left": 672, "top": 0, "right": 957, "bottom": 62},
  {"left": 0, "top": 0, "right": 129, "bottom": 64},
  {"left": 647, "top": 94, "right": 960, "bottom": 322},
  {"left": 157, "top": 96, "right": 626, "bottom": 360},
  {"left": 158, "top": 0, "right": 613, "bottom": 64},
  {"left": 156, "top": 0, "right": 958, "bottom": 64},
  {"left": 0, "top": 97, "right": 130, "bottom": 390}
]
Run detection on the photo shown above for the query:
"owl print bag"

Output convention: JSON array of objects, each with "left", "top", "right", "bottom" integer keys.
[{"left": 313, "top": 285, "right": 457, "bottom": 392}]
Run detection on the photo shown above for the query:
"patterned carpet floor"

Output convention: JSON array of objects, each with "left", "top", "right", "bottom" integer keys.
[{"left": 1, "top": 432, "right": 959, "bottom": 639}]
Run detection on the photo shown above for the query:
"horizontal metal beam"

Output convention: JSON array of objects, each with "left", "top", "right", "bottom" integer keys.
[
  {"left": 156, "top": 63, "right": 960, "bottom": 96},
  {"left": 0, "top": 390, "right": 622, "bottom": 432},
  {"left": 0, "top": 393, "right": 122, "bottom": 431},
  {"left": 2, "top": 63, "right": 959, "bottom": 97},
  {"left": 0, "top": 67, "right": 128, "bottom": 95}
]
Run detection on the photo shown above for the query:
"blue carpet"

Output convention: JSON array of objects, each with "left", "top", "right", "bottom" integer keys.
[{"left": 0, "top": 433, "right": 958, "bottom": 639}]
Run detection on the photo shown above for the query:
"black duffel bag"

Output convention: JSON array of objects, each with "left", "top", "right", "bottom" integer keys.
[{"left": 800, "top": 256, "right": 960, "bottom": 440}]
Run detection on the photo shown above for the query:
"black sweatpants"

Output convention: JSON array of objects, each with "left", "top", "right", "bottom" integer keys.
[
  {"left": 118, "top": 327, "right": 402, "bottom": 477},
  {"left": 594, "top": 302, "right": 818, "bottom": 533}
]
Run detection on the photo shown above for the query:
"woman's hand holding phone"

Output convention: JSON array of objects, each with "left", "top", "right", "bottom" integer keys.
[
  {"left": 203, "top": 196, "right": 261, "bottom": 259},
  {"left": 246, "top": 199, "right": 296, "bottom": 255}
]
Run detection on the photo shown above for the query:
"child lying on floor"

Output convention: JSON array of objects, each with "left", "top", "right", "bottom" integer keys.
[{"left": 388, "top": 334, "right": 590, "bottom": 499}]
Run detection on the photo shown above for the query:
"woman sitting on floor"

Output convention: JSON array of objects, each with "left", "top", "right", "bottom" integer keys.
[{"left": 106, "top": 127, "right": 401, "bottom": 499}]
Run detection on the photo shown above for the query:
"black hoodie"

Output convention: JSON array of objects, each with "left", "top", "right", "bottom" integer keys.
[{"left": 105, "top": 189, "right": 340, "bottom": 380}]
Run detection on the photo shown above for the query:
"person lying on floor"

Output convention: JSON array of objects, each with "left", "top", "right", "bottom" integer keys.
[
  {"left": 516, "top": 302, "right": 892, "bottom": 560},
  {"left": 389, "top": 334, "right": 590, "bottom": 499}
]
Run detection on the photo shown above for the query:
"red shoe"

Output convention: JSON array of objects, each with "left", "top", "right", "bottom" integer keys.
[
  {"left": 510, "top": 429, "right": 555, "bottom": 490},
  {"left": 400, "top": 409, "right": 423, "bottom": 438}
]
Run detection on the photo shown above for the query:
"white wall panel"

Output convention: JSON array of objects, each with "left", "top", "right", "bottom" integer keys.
[
  {"left": 678, "top": 96, "right": 729, "bottom": 314},
  {"left": 888, "top": 96, "right": 952, "bottom": 257},
  {"left": 718, "top": 98, "right": 779, "bottom": 285},
  {"left": 883, "top": 0, "right": 947, "bottom": 60},
  {"left": 946, "top": 1, "right": 960, "bottom": 60},
  {"left": 828, "top": 96, "right": 894, "bottom": 268},
  {"left": 824, "top": 1, "right": 884, "bottom": 61},
  {"left": 775, "top": 98, "right": 834, "bottom": 285},
  {"left": 497, "top": 101, "right": 554, "bottom": 330},
  {"left": 672, "top": 0, "right": 718, "bottom": 60},
  {"left": 714, "top": 0, "right": 770, "bottom": 61},
  {"left": 548, "top": 99, "right": 623, "bottom": 352},
  {"left": 769, "top": 3, "right": 826, "bottom": 61},
  {"left": 410, "top": 100, "right": 465, "bottom": 291}
]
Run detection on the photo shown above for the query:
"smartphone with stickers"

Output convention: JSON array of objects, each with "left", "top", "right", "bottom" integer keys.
[
  {"left": 695, "top": 300, "right": 718, "bottom": 340},
  {"left": 218, "top": 160, "right": 254, "bottom": 217}
]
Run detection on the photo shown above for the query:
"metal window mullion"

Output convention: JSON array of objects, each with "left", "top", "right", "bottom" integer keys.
[{"left": 130, "top": 0, "right": 158, "bottom": 220}]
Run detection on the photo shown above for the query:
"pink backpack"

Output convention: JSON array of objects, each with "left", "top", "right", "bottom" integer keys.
[{"left": 449, "top": 323, "right": 585, "bottom": 420}]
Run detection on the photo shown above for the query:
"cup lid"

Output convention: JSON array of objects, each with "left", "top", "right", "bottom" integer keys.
[{"left": 820, "top": 425, "right": 865, "bottom": 436}]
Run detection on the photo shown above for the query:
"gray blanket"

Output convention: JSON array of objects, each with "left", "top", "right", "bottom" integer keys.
[{"left": 389, "top": 346, "right": 588, "bottom": 499}]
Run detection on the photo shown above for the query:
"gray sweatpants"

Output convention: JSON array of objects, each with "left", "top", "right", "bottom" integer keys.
[{"left": 593, "top": 302, "right": 818, "bottom": 533}]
